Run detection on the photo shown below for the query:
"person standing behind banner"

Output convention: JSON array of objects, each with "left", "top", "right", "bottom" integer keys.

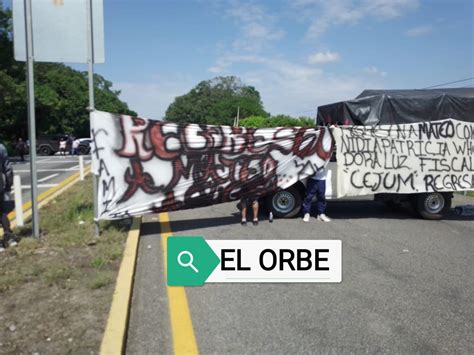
[
  {"left": 15, "top": 138, "right": 27, "bottom": 162},
  {"left": 59, "top": 137, "right": 67, "bottom": 157},
  {"left": 0, "top": 142, "right": 17, "bottom": 251},
  {"left": 68, "top": 135, "right": 74, "bottom": 155},
  {"left": 239, "top": 194, "right": 259, "bottom": 226},
  {"left": 302, "top": 166, "right": 331, "bottom": 223},
  {"left": 72, "top": 138, "right": 80, "bottom": 155}
]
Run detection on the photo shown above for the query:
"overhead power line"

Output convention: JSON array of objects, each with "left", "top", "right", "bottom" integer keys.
[{"left": 422, "top": 77, "right": 474, "bottom": 89}]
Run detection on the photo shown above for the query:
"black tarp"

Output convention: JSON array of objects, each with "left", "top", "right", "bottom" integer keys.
[{"left": 316, "top": 88, "right": 474, "bottom": 126}]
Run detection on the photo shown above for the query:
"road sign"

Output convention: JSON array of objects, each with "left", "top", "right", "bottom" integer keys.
[
  {"left": 167, "top": 237, "right": 342, "bottom": 286},
  {"left": 13, "top": 0, "right": 104, "bottom": 63}
]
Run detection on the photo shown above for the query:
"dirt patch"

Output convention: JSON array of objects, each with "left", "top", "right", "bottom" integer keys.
[{"left": 0, "top": 176, "right": 131, "bottom": 354}]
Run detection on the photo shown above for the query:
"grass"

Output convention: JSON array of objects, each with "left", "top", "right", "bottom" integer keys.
[{"left": 0, "top": 175, "right": 131, "bottom": 353}]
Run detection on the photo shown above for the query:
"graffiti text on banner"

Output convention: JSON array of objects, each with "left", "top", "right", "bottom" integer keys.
[
  {"left": 333, "top": 119, "right": 474, "bottom": 197},
  {"left": 91, "top": 111, "right": 333, "bottom": 219}
]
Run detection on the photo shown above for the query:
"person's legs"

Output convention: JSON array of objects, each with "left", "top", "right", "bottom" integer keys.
[
  {"left": 240, "top": 198, "right": 248, "bottom": 225},
  {"left": 315, "top": 179, "right": 330, "bottom": 221},
  {"left": 252, "top": 200, "right": 259, "bottom": 225},
  {"left": 0, "top": 202, "right": 15, "bottom": 247},
  {"left": 302, "top": 179, "right": 319, "bottom": 215}
]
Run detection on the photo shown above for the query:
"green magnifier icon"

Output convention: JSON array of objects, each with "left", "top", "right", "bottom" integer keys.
[
  {"left": 167, "top": 237, "right": 220, "bottom": 286},
  {"left": 177, "top": 250, "right": 199, "bottom": 273}
]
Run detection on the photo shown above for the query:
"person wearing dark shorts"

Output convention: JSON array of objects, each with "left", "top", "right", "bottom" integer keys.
[
  {"left": 0, "top": 142, "right": 17, "bottom": 251},
  {"left": 240, "top": 195, "right": 259, "bottom": 226}
]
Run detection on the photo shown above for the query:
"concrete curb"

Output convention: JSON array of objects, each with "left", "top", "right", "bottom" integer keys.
[{"left": 100, "top": 217, "right": 142, "bottom": 355}]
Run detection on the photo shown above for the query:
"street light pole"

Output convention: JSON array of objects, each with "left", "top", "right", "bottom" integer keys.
[{"left": 24, "top": 0, "right": 40, "bottom": 238}]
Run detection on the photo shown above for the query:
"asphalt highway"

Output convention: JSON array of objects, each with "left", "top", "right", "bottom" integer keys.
[
  {"left": 127, "top": 194, "right": 474, "bottom": 354},
  {"left": 10, "top": 155, "right": 92, "bottom": 206}
]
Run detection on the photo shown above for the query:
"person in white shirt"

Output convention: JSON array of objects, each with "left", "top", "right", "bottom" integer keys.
[
  {"left": 72, "top": 139, "right": 80, "bottom": 155},
  {"left": 302, "top": 167, "right": 331, "bottom": 222},
  {"left": 59, "top": 138, "right": 67, "bottom": 156}
]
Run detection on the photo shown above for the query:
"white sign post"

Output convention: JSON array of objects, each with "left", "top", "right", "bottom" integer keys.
[{"left": 13, "top": 0, "right": 104, "bottom": 237}]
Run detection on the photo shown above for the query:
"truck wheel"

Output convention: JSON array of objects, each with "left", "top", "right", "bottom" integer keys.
[
  {"left": 415, "top": 192, "right": 451, "bottom": 220},
  {"left": 266, "top": 186, "right": 302, "bottom": 218},
  {"left": 39, "top": 145, "right": 52, "bottom": 156}
]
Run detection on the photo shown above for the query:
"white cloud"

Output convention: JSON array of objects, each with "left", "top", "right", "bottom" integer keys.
[
  {"left": 364, "top": 66, "right": 387, "bottom": 77},
  {"left": 209, "top": 53, "right": 385, "bottom": 116},
  {"left": 226, "top": 0, "right": 284, "bottom": 51},
  {"left": 308, "top": 51, "right": 341, "bottom": 65},
  {"left": 405, "top": 25, "right": 433, "bottom": 37},
  {"left": 365, "top": 0, "right": 419, "bottom": 19},
  {"left": 113, "top": 78, "right": 195, "bottom": 119},
  {"left": 292, "top": 0, "right": 420, "bottom": 37}
]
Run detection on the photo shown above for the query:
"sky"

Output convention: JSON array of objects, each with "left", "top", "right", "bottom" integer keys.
[{"left": 6, "top": 0, "right": 474, "bottom": 119}]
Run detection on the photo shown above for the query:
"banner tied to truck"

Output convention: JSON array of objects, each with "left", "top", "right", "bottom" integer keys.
[
  {"left": 91, "top": 112, "right": 473, "bottom": 219},
  {"left": 332, "top": 118, "right": 474, "bottom": 197},
  {"left": 91, "top": 111, "right": 333, "bottom": 219}
]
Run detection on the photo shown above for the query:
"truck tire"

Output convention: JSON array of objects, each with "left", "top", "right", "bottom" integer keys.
[
  {"left": 39, "top": 145, "right": 53, "bottom": 156},
  {"left": 415, "top": 192, "right": 451, "bottom": 220},
  {"left": 265, "top": 186, "right": 302, "bottom": 218}
]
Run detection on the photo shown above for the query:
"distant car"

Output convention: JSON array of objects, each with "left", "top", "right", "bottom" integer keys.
[
  {"left": 76, "top": 138, "right": 92, "bottom": 155},
  {"left": 37, "top": 135, "right": 91, "bottom": 155},
  {"left": 37, "top": 135, "right": 70, "bottom": 155}
]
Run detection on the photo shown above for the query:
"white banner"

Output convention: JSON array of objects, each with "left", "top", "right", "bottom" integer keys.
[
  {"left": 332, "top": 119, "right": 474, "bottom": 197},
  {"left": 91, "top": 111, "right": 333, "bottom": 219}
]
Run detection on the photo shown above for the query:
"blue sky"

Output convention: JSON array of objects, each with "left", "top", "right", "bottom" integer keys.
[{"left": 7, "top": 0, "right": 474, "bottom": 119}]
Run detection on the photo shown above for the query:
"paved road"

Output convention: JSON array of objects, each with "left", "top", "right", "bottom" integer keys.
[
  {"left": 127, "top": 195, "right": 474, "bottom": 354},
  {"left": 10, "top": 155, "right": 92, "bottom": 205}
]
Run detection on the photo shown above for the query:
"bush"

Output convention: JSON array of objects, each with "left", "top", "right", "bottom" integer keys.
[{"left": 240, "top": 115, "right": 315, "bottom": 128}]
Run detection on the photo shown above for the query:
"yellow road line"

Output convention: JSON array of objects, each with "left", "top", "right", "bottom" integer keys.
[
  {"left": 1, "top": 166, "right": 92, "bottom": 236},
  {"left": 7, "top": 165, "right": 92, "bottom": 221},
  {"left": 100, "top": 217, "right": 142, "bottom": 355},
  {"left": 159, "top": 212, "right": 199, "bottom": 355}
]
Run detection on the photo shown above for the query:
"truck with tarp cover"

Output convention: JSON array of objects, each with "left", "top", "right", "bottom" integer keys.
[{"left": 266, "top": 88, "right": 474, "bottom": 220}]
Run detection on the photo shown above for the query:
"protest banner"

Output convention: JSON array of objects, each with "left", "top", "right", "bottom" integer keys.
[
  {"left": 91, "top": 111, "right": 333, "bottom": 219},
  {"left": 332, "top": 119, "right": 474, "bottom": 197}
]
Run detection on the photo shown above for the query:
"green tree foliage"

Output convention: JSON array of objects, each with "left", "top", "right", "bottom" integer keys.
[
  {"left": 240, "top": 114, "right": 315, "bottom": 128},
  {"left": 0, "top": 1, "right": 136, "bottom": 143},
  {"left": 165, "top": 76, "right": 267, "bottom": 126}
]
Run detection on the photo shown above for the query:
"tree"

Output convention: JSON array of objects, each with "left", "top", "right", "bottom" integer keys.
[
  {"left": 165, "top": 76, "right": 267, "bottom": 126},
  {"left": 240, "top": 114, "right": 315, "bottom": 128},
  {"left": 0, "top": 1, "right": 136, "bottom": 144}
]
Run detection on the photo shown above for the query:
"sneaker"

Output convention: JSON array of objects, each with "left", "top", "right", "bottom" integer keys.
[
  {"left": 241, "top": 219, "right": 247, "bottom": 226},
  {"left": 317, "top": 214, "right": 331, "bottom": 222},
  {"left": 7, "top": 240, "right": 18, "bottom": 248},
  {"left": 4, "top": 233, "right": 18, "bottom": 247},
  {"left": 303, "top": 213, "right": 310, "bottom": 222},
  {"left": 252, "top": 219, "right": 259, "bottom": 226}
]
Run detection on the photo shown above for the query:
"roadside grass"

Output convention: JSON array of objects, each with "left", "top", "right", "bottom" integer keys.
[{"left": 0, "top": 175, "right": 132, "bottom": 354}]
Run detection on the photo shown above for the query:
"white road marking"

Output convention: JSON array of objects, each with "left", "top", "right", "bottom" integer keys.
[
  {"left": 21, "top": 184, "right": 58, "bottom": 189},
  {"left": 38, "top": 173, "right": 59, "bottom": 182},
  {"left": 13, "top": 168, "right": 80, "bottom": 172},
  {"left": 36, "top": 160, "right": 91, "bottom": 164}
]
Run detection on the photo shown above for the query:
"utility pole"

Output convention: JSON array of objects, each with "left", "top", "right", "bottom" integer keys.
[{"left": 234, "top": 106, "right": 240, "bottom": 127}]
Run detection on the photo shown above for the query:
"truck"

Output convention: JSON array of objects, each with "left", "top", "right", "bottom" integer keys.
[{"left": 265, "top": 88, "right": 474, "bottom": 220}]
